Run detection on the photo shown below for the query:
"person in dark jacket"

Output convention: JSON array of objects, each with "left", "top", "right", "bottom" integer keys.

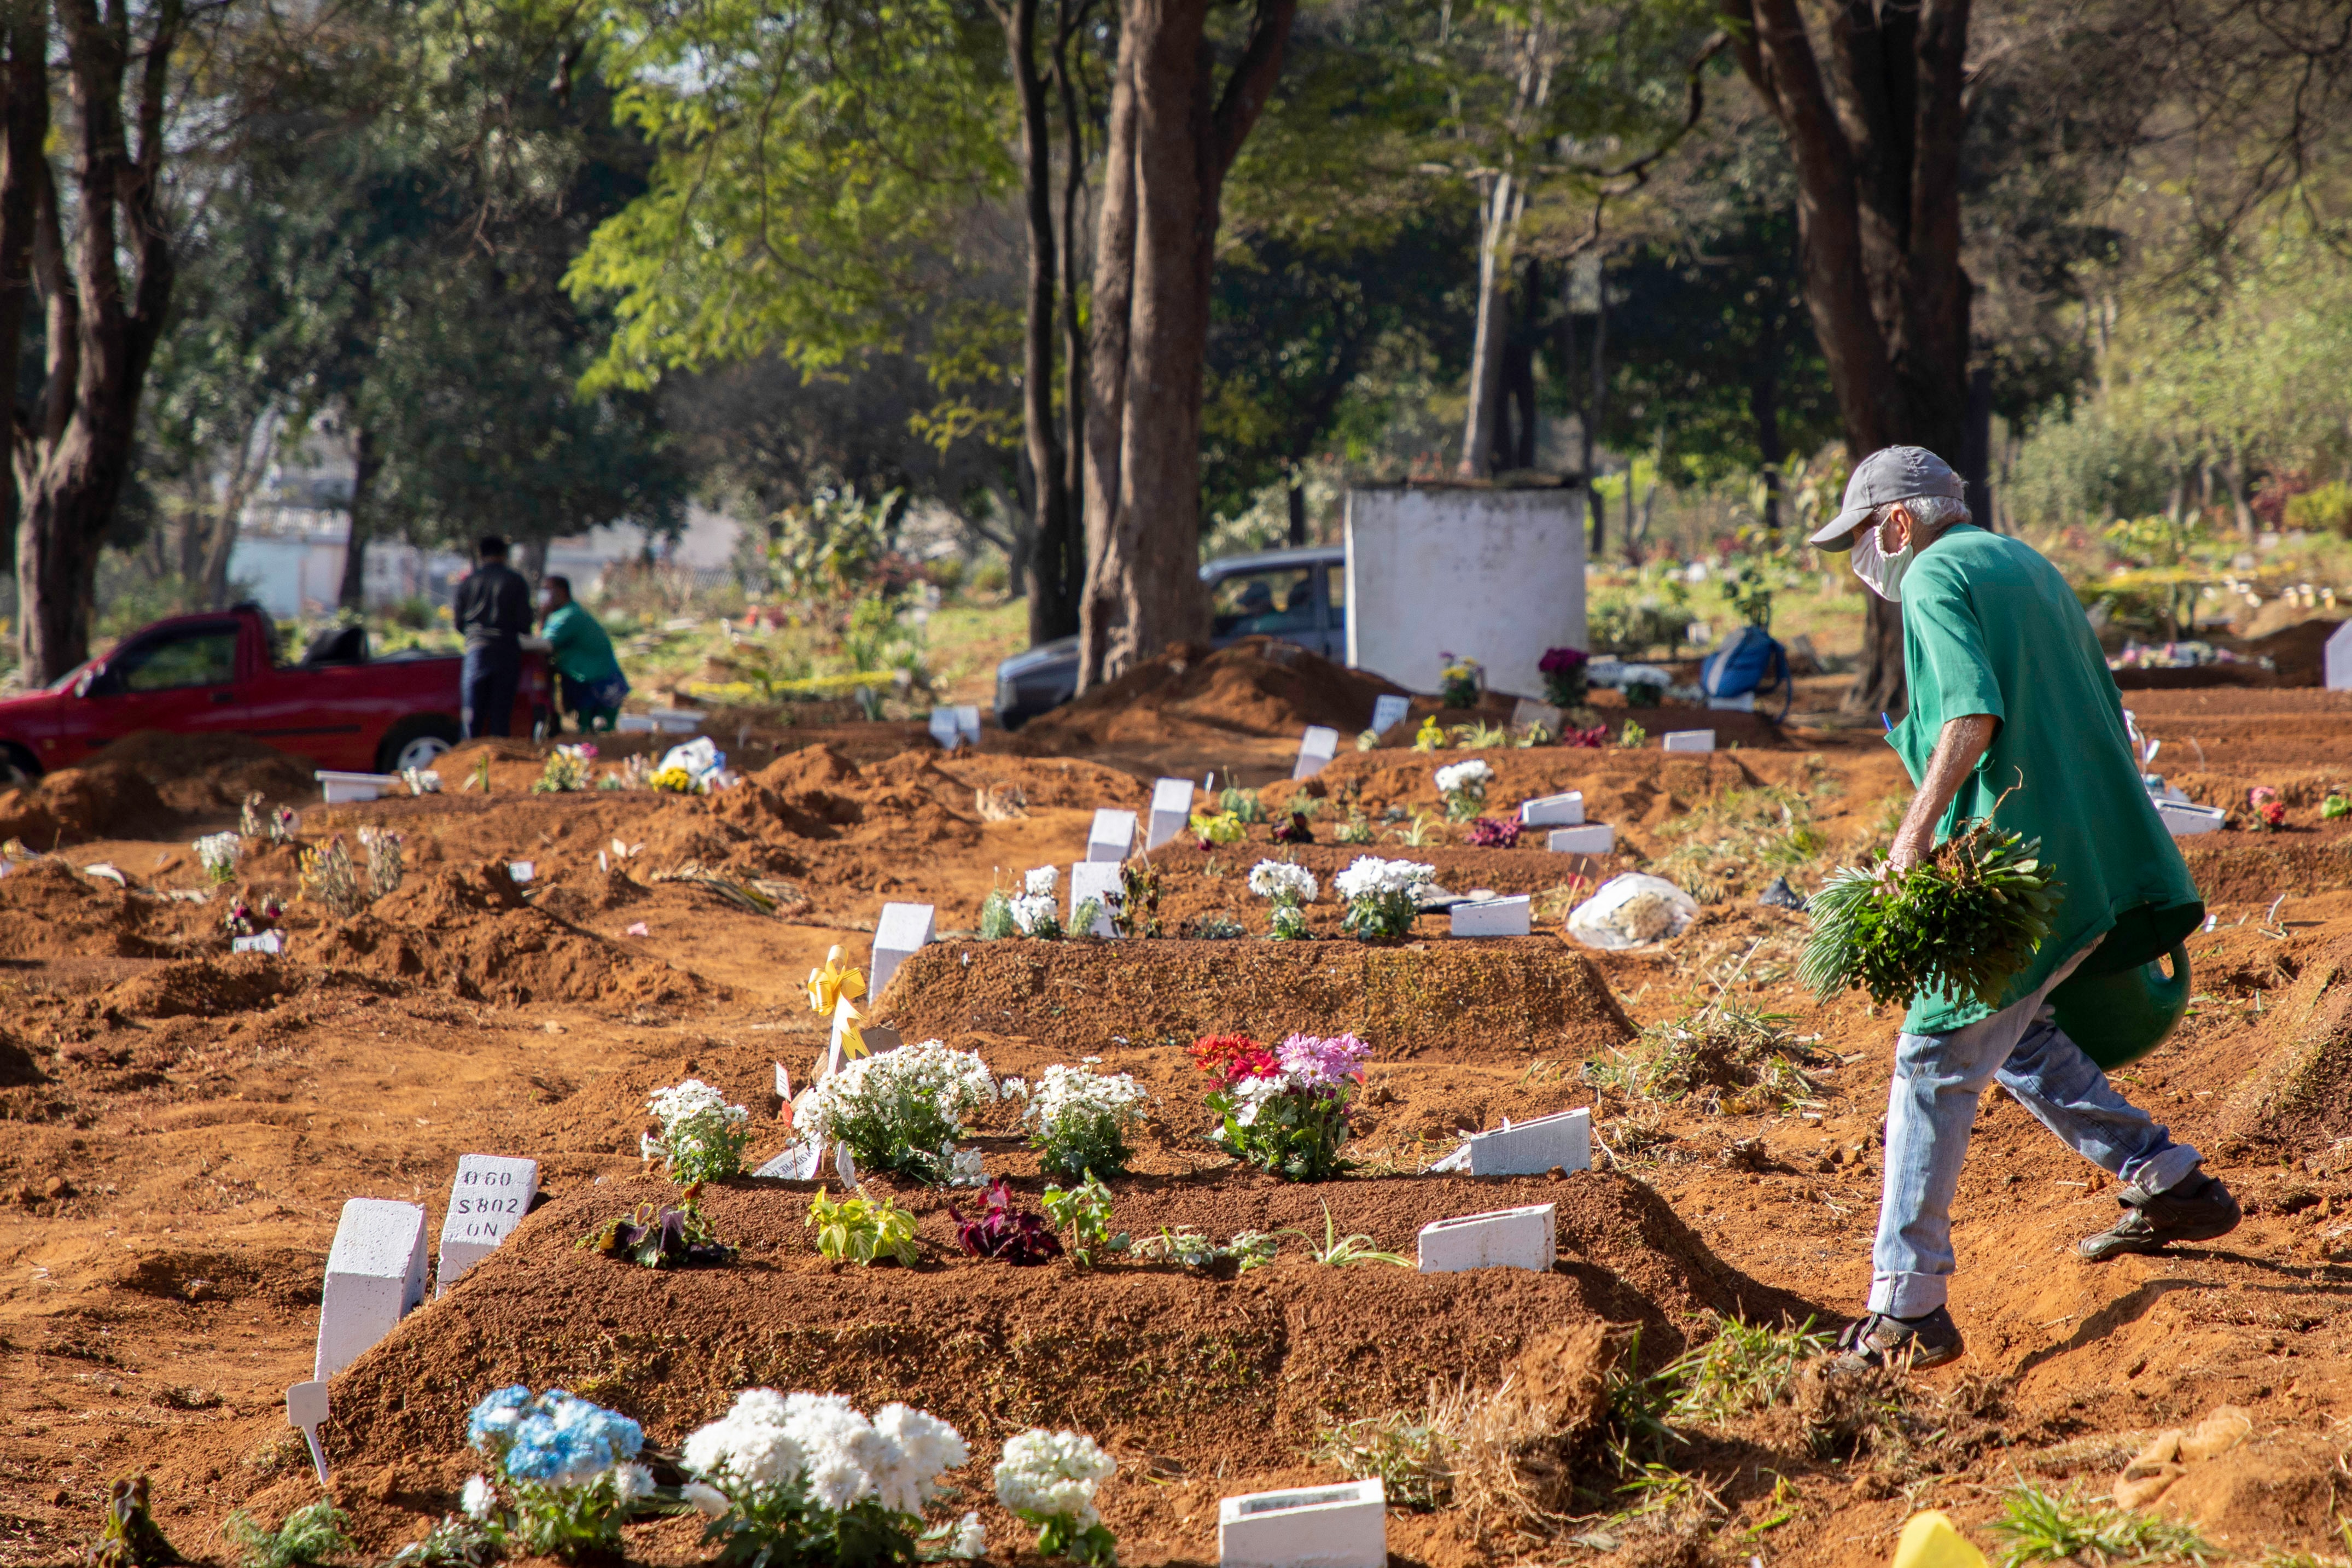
[{"left": 453, "top": 535, "right": 533, "bottom": 738}]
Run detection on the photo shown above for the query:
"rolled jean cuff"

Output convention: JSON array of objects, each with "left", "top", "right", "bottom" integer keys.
[
  {"left": 1868, "top": 1270, "right": 1948, "bottom": 1319},
  {"left": 2129, "top": 1144, "right": 2205, "bottom": 1196}
]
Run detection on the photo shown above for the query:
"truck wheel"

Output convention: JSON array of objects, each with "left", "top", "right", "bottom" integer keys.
[
  {"left": 0, "top": 741, "right": 38, "bottom": 789},
  {"left": 377, "top": 715, "right": 461, "bottom": 774}
]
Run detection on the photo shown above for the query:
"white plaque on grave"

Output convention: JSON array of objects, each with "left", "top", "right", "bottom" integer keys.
[
  {"left": 1218, "top": 1480, "right": 1387, "bottom": 1568},
  {"left": 437, "top": 1155, "right": 540, "bottom": 1296},
  {"left": 1417, "top": 1203, "right": 1556, "bottom": 1274},
  {"left": 286, "top": 1380, "right": 331, "bottom": 1483},
  {"left": 954, "top": 704, "right": 982, "bottom": 746},
  {"left": 2157, "top": 800, "right": 2226, "bottom": 836},
  {"left": 1146, "top": 777, "right": 1195, "bottom": 850},
  {"left": 1293, "top": 726, "right": 1341, "bottom": 780},
  {"left": 756, "top": 1129, "right": 826, "bottom": 1180},
  {"left": 1518, "top": 790, "right": 1584, "bottom": 827},
  {"left": 1547, "top": 823, "right": 1615, "bottom": 854},
  {"left": 1509, "top": 698, "right": 1564, "bottom": 735},
  {"left": 315, "top": 1198, "right": 428, "bottom": 1381},
  {"left": 1661, "top": 730, "right": 1716, "bottom": 753},
  {"left": 870, "top": 902, "right": 935, "bottom": 1001},
  {"left": 1086, "top": 809, "right": 1138, "bottom": 863},
  {"left": 928, "top": 708, "right": 961, "bottom": 748},
  {"left": 1068, "top": 861, "right": 1122, "bottom": 937},
  {"left": 2328, "top": 622, "right": 2352, "bottom": 690},
  {"left": 1431, "top": 1109, "right": 1591, "bottom": 1177},
  {"left": 509, "top": 861, "right": 535, "bottom": 883},
  {"left": 1449, "top": 895, "right": 1531, "bottom": 939},
  {"left": 1369, "top": 694, "right": 1412, "bottom": 736},
  {"left": 232, "top": 930, "right": 286, "bottom": 955}
]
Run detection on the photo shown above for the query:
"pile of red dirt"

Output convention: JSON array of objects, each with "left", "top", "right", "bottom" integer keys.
[
  {"left": 1012, "top": 638, "right": 1407, "bottom": 750},
  {"left": 2178, "top": 838, "right": 2352, "bottom": 904},
  {"left": 81, "top": 730, "right": 316, "bottom": 814},
  {"left": 306, "top": 862, "right": 717, "bottom": 1009},
  {"left": 0, "top": 760, "right": 176, "bottom": 847},
  {"left": 94, "top": 954, "right": 318, "bottom": 1021},
  {"left": 2224, "top": 933, "right": 2352, "bottom": 1146},
  {"left": 0, "top": 856, "right": 212, "bottom": 960},
  {"left": 880, "top": 934, "right": 1634, "bottom": 1062}
]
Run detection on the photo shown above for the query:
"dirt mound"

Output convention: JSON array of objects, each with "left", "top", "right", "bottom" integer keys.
[
  {"left": 0, "top": 760, "right": 175, "bottom": 847},
  {"left": 2223, "top": 934, "right": 2352, "bottom": 1145},
  {"left": 309, "top": 862, "right": 717, "bottom": 1009},
  {"left": 0, "top": 856, "right": 207, "bottom": 959},
  {"left": 97, "top": 955, "right": 313, "bottom": 1020},
  {"left": 2178, "top": 839, "right": 2352, "bottom": 904},
  {"left": 1016, "top": 637, "right": 1407, "bottom": 749},
  {"left": 881, "top": 935, "right": 1634, "bottom": 1062},
  {"left": 81, "top": 730, "right": 315, "bottom": 813}
]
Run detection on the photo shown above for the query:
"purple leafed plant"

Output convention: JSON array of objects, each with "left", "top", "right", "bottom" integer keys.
[
  {"left": 951, "top": 1178, "right": 1064, "bottom": 1264},
  {"left": 1271, "top": 812, "right": 1315, "bottom": 844},
  {"left": 1465, "top": 817, "right": 1522, "bottom": 848}
]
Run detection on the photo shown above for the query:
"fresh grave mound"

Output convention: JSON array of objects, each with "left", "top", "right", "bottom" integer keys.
[
  {"left": 0, "top": 855, "right": 211, "bottom": 960},
  {"left": 878, "top": 935, "right": 1634, "bottom": 1063},
  {"left": 0, "top": 760, "right": 174, "bottom": 846},
  {"left": 1284, "top": 745, "right": 1844, "bottom": 827},
  {"left": 2223, "top": 933, "right": 2352, "bottom": 1147},
  {"left": 95, "top": 953, "right": 316, "bottom": 1019},
  {"left": 81, "top": 729, "right": 316, "bottom": 813},
  {"left": 2178, "top": 838, "right": 2352, "bottom": 904},
  {"left": 1014, "top": 637, "right": 1407, "bottom": 749},
  {"left": 306, "top": 862, "right": 717, "bottom": 1009},
  {"left": 1140, "top": 843, "right": 1626, "bottom": 937},
  {"left": 310, "top": 1171, "right": 1784, "bottom": 1497}
]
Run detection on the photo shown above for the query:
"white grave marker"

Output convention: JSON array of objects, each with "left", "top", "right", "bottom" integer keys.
[
  {"left": 1086, "top": 809, "right": 1138, "bottom": 863},
  {"left": 2328, "top": 622, "right": 2352, "bottom": 689},
  {"left": 436, "top": 1155, "right": 540, "bottom": 1296},
  {"left": 1068, "top": 861, "right": 1122, "bottom": 937},
  {"left": 1292, "top": 726, "right": 1340, "bottom": 780},
  {"left": 756, "top": 1129, "right": 826, "bottom": 1180},
  {"left": 1661, "top": 730, "right": 1716, "bottom": 753},
  {"left": 508, "top": 861, "right": 534, "bottom": 883},
  {"left": 928, "top": 708, "right": 962, "bottom": 749},
  {"left": 954, "top": 704, "right": 982, "bottom": 747},
  {"left": 286, "top": 1381, "right": 331, "bottom": 1484},
  {"left": 1429, "top": 1109, "right": 1591, "bottom": 1177},
  {"left": 1449, "top": 895, "right": 1531, "bottom": 939},
  {"left": 1518, "top": 790, "right": 1585, "bottom": 827},
  {"left": 232, "top": 930, "right": 285, "bottom": 955},
  {"left": 1147, "top": 777, "right": 1195, "bottom": 850},
  {"left": 315, "top": 771, "right": 397, "bottom": 805},
  {"left": 315, "top": 1198, "right": 428, "bottom": 1381},
  {"left": 1417, "top": 1203, "right": 1556, "bottom": 1274},
  {"left": 1218, "top": 1480, "right": 1387, "bottom": 1568},
  {"left": 1547, "top": 824, "right": 1616, "bottom": 854},
  {"left": 870, "top": 902, "right": 936, "bottom": 1001},
  {"left": 1369, "top": 694, "right": 1412, "bottom": 736},
  {"left": 2157, "top": 801, "right": 2226, "bottom": 836}
]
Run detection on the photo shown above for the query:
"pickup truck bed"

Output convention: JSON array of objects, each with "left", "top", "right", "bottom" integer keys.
[{"left": 0, "top": 605, "right": 550, "bottom": 784}]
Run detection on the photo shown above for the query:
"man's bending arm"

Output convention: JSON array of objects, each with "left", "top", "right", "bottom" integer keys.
[{"left": 1889, "top": 714, "right": 1999, "bottom": 871}]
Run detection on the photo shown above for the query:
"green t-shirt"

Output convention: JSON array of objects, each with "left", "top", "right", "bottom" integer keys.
[
  {"left": 1889, "top": 525, "right": 2204, "bottom": 1035},
  {"left": 542, "top": 601, "right": 624, "bottom": 686}
]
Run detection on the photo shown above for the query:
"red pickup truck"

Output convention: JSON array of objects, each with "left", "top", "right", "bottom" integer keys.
[{"left": 0, "top": 604, "right": 551, "bottom": 784}]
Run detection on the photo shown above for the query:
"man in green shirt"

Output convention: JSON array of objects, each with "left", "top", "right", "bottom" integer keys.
[
  {"left": 1810, "top": 446, "right": 2237, "bottom": 1371},
  {"left": 538, "top": 575, "right": 630, "bottom": 732}
]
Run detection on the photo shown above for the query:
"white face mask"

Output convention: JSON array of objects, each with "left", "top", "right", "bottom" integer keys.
[{"left": 1850, "top": 516, "right": 1918, "bottom": 602}]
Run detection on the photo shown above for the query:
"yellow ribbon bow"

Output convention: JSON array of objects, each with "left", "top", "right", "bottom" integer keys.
[{"left": 807, "top": 946, "right": 868, "bottom": 1058}]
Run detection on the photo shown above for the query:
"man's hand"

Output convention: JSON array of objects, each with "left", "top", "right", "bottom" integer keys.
[{"left": 1889, "top": 714, "right": 2000, "bottom": 873}]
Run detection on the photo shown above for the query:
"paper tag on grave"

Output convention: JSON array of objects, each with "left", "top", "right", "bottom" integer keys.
[
  {"left": 509, "top": 861, "right": 535, "bottom": 883},
  {"left": 835, "top": 1143, "right": 858, "bottom": 1186},
  {"left": 232, "top": 930, "right": 285, "bottom": 955},
  {"left": 287, "top": 1380, "right": 331, "bottom": 1483}
]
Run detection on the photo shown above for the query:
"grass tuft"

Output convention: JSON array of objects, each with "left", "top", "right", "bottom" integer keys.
[
  {"left": 1661, "top": 1314, "right": 1836, "bottom": 1426},
  {"left": 227, "top": 1501, "right": 353, "bottom": 1568},
  {"left": 1990, "top": 1479, "right": 2216, "bottom": 1567}
]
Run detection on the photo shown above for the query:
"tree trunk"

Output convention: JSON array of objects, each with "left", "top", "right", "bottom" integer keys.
[
  {"left": 1076, "top": 0, "right": 1295, "bottom": 691},
  {"left": 1719, "top": 0, "right": 1972, "bottom": 716},
  {"left": 2223, "top": 441, "right": 2255, "bottom": 537},
  {"left": 1581, "top": 261, "right": 1609, "bottom": 555},
  {"left": 12, "top": 0, "right": 183, "bottom": 685},
  {"left": 1052, "top": 7, "right": 1089, "bottom": 627},
  {"left": 1286, "top": 480, "right": 1306, "bottom": 545},
  {"left": 337, "top": 424, "right": 379, "bottom": 613},
  {"left": 198, "top": 403, "right": 277, "bottom": 607},
  {"left": 1457, "top": 23, "right": 1551, "bottom": 480},
  {"left": 1752, "top": 292, "right": 1783, "bottom": 531}
]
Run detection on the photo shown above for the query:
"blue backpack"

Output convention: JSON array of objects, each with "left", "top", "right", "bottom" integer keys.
[{"left": 1700, "top": 625, "right": 1791, "bottom": 721}]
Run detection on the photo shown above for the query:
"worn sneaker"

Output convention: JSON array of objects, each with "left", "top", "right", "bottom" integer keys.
[
  {"left": 1836, "top": 1305, "right": 1964, "bottom": 1371},
  {"left": 2077, "top": 1171, "right": 2242, "bottom": 1261}
]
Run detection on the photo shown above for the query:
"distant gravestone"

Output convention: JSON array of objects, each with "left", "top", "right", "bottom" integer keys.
[
  {"left": 315, "top": 1198, "right": 428, "bottom": 1381},
  {"left": 1369, "top": 694, "right": 1412, "bottom": 736},
  {"left": 1069, "top": 861, "right": 1123, "bottom": 937},
  {"left": 870, "top": 902, "right": 936, "bottom": 1001},
  {"left": 1146, "top": 777, "right": 1195, "bottom": 850},
  {"left": 1661, "top": 730, "right": 1716, "bottom": 754},
  {"left": 1293, "top": 726, "right": 1341, "bottom": 780},
  {"left": 1431, "top": 1109, "right": 1592, "bottom": 1177},
  {"left": 1218, "top": 1481, "right": 1387, "bottom": 1568},
  {"left": 2330, "top": 622, "right": 2352, "bottom": 689},
  {"left": 928, "top": 708, "right": 962, "bottom": 749},
  {"left": 1518, "top": 791, "right": 1584, "bottom": 827},
  {"left": 954, "top": 705, "right": 982, "bottom": 747},
  {"left": 1547, "top": 824, "right": 1616, "bottom": 854},
  {"left": 1416, "top": 1203, "right": 1556, "bottom": 1274},
  {"left": 1509, "top": 698, "right": 1563, "bottom": 735},
  {"left": 437, "top": 1156, "right": 539, "bottom": 1297},
  {"left": 2157, "top": 801, "right": 2226, "bottom": 836},
  {"left": 232, "top": 930, "right": 285, "bottom": 955},
  {"left": 508, "top": 861, "right": 535, "bottom": 883},
  {"left": 1086, "top": 809, "right": 1138, "bottom": 863},
  {"left": 1448, "top": 895, "right": 1531, "bottom": 939}
]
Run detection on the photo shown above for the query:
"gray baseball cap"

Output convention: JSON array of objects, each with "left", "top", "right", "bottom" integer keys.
[{"left": 1810, "top": 445, "right": 1966, "bottom": 551}]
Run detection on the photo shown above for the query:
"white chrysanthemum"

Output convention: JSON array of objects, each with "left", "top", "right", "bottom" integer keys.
[
  {"left": 779, "top": 1392, "right": 893, "bottom": 1512},
  {"left": 870, "top": 1403, "right": 969, "bottom": 1514},
  {"left": 613, "top": 1463, "right": 655, "bottom": 1502},
  {"left": 1020, "top": 1064, "right": 1149, "bottom": 1135},
  {"left": 683, "top": 1389, "right": 810, "bottom": 1494},
  {"left": 804, "top": 1040, "right": 998, "bottom": 1150},
  {"left": 1010, "top": 891, "right": 1059, "bottom": 934},
  {"left": 194, "top": 831, "right": 240, "bottom": 875},
  {"left": 1246, "top": 860, "right": 1318, "bottom": 904},
  {"left": 681, "top": 1481, "right": 731, "bottom": 1518},
  {"left": 947, "top": 1146, "right": 988, "bottom": 1187},
  {"left": 1434, "top": 759, "right": 1494, "bottom": 793},
  {"left": 1332, "top": 856, "right": 1437, "bottom": 901},
  {"left": 1023, "top": 865, "right": 1058, "bottom": 897},
  {"left": 460, "top": 1475, "right": 496, "bottom": 1520},
  {"left": 647, "top": 1079, "right": 749, "bottom": 1128},
  {"left": 1228, "top": 1074, "right": 1291, "bottom": 1127},
  {"left": 994, "top": 1429, "right": 1117, "bottom": 1531},
  {"left": 948, "top": 1511, "right": 987, "bottom": 1559}
]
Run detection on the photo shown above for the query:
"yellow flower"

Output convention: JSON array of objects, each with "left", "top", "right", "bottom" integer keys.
[{"left": 807, "top": 945, "right": 868, "bottom": 1057}]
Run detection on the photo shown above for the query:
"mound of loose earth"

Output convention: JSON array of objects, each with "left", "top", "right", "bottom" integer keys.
[
  {"left": 0, "top": 760, "right": 177, "bottom": 847},
  {"left": 0, "top": 856, "right": 217, "bottom": 960}
]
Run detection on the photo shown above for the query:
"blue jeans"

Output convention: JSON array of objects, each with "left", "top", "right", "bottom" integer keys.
[
  {"left": 1870, "top": 939, "right": 2205, "bottom": 1317},
  {"left": 461, "top": 643, "right": 521, "bottom": 739}
]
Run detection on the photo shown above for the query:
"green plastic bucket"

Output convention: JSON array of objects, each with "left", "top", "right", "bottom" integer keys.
[{"left": 2049, "top": 943, "right": 2191, "bottom": 1072}]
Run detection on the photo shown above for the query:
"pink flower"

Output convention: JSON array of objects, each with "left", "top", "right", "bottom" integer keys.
[{"left": 1276, "top": 1033, "right": 1371, "bottom": 1089}]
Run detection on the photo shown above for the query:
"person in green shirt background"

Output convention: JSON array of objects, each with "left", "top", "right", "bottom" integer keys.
[
  {"left": 1809, "top": 446, "right": 2239, "bottom": 1371},
  {"left": 538, "top": 575, "right": 630, "bottom": 732}
]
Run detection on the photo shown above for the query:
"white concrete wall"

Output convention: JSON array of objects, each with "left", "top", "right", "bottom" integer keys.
[{"left": 1343, "top": 486, "right": 1587, "bottom": 698}]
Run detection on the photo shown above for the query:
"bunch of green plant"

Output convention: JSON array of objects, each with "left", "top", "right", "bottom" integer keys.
[
  {"left": 1801, "top": 815, "right": 2063, "bottom": 1010},
  {"left": 1454, "top": 720, "right": 1509, "bottom": 748},
  {"left": 1989, "top": 1480, "right": 2216, "bottom": 1566},
  {"left": 226, "top": 1501, "right": 353, "bottom": 1568},
  {"left": 578, "top": 1191, "right": 735, "bottom": 1269},
  {"left": 1187, "top": 914, "right": 1248, "bottom": 939},
  {"left": 88, "top": 1477, "right": 183, "bottom": 1568},
  {"left": 2286, "top": 480, "right": 2352, "bottom": 534},
  {"left": 471, "top": 753, "right": 493, "bottom": 794},
  {"left": 1042, "top": 1172, "right": 1129, "bottom": 1266},
  {"left": 1386, "top": 812, "right": 1436, "bottom": 847},
  {"left": 806, "top": 1185, "right": 920, "bottom": 1265},
  {"left": 1336, "top": 812, "right": 1376, "bottom": 844},
  {"left": 769, "top": 485, "right": 911, "bottom": 603},
  {"left": 1020, "top": 1063, "right": 1150, "bottom": 1180},
  {"left": 1629, "top": 1000, "right": 1822, "bottom": 1115},
  {"left": 802, "top": 1040, "right": 998, "bottom": 1182},
  {"left": 1617, "top": 720, "right": 1647, "bottom": 748},
  {"left": 1128, "top": 1226, "right": 1278, "bottom": 1272},
  {"left": 1301, "top": 1203, "right": 1412, "bottom": 1267},
  {"left": 979, "top": 889, "right": 1020, "bottom": 939},
  {"left": 1218, "top": 784, "right": 1268, "bottom": 825},
  {"left": 1658, "top": 1315, "right": 1833, "bottom": 1425},
  {"left": 644, "top": 1080, "right": 754, "bottom": 1184},
  {"left": 1190, "top": 809, "right": 1246, "bottom": 846},
  {"left": 1437, "top": 654, "right": 1482, "bottom": 708},
  {"left": 531, "top": 745, "right": 595, "bottom": 794},
  {"left": 386, "top": 1516, "right": 495, "bottom": 1568},
  {"left": 1412, "top": 715, "right": 1446, "bottom": 751}
]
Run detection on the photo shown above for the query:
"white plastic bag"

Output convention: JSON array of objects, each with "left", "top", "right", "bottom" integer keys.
[
  {"left": 657, "top": 737, "right": 726, "bottom": 786},
  {"left": 1566, "top": 872, "right": 1699, "bottom": 951}
]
